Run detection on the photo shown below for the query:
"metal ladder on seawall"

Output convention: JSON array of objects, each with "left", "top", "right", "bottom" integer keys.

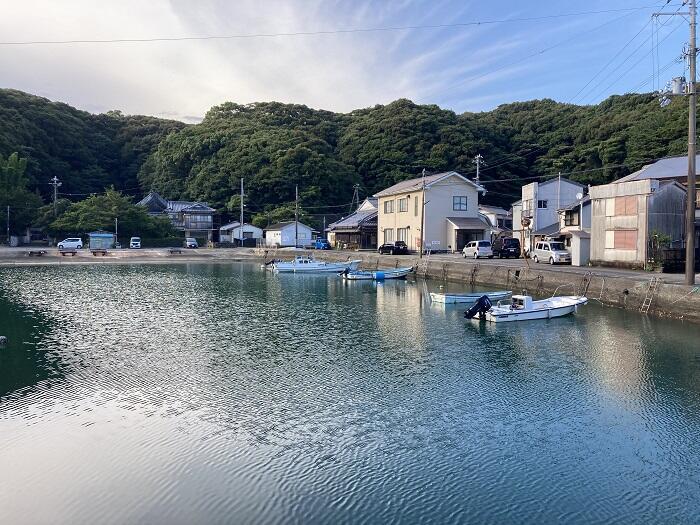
[
  {"left": 417, "top": 249, "right": 431, "bottom": 278},
  {"left": 639, "top": 276, "right": 661, "bottom": 314}
]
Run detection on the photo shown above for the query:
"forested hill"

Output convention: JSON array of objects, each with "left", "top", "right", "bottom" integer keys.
[{"left": 0, "top": 88, "right": 691, "bottom": 223}]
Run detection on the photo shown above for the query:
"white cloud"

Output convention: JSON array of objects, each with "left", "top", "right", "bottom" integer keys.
[{"left": 0, "top": 0, "right": 664, "bottom": 119}]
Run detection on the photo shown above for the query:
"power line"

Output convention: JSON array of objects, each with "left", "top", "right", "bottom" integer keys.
[{"left": 0, "top": 5, "right": 678, "bottom": 46}]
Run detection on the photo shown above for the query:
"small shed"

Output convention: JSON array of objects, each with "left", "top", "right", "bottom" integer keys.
[
  {"left": 264, "top": 221, "right": 314, "bottom": 247},
  {"left": 88, "top": 231, "right": 115, "bottom": 250},
  {"left": 220, "top": 222, "right": 263, "bottom": 244},
  {"left": 570, "top": 230, "right": 590, "bottom": 267}
]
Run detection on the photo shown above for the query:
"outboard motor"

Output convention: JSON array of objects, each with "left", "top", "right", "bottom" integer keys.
[{"left": 464, "top": 295, "right": 492, "bottom": 319}]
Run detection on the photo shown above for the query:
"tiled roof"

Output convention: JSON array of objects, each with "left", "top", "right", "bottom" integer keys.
[
  {"left": 327, "top": 210, "right": 377, "bottom": 231},
  {"left": 374, "top": 171, "right": 485, "bottom": 198}
]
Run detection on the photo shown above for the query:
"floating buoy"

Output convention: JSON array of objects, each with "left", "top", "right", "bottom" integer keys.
[{"left": 0, "top": 336, "right": 7, "bottom": 346}]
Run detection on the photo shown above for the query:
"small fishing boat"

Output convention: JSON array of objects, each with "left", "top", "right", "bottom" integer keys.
[
  {"left": 430, "top": 290, "right": 512, "bottom": 304},
  {"left": 341, "top": 266, "right": 414, "bottom": 281},
  {"left": 465, "top": 294, "right": 588, "bottom": 323},
  {"left": 273, "top": 255, "right": 361, "bottom": 274}
]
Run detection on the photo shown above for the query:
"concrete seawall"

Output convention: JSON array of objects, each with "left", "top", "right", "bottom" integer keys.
[{"left": 311, "top": 251, "right": 700, "bottom": 324}]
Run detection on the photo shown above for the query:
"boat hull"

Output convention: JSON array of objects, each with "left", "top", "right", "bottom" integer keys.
[
  {"left": 484, "top": 296, "right": 587, "bottom": 323},
  {"left": 343, "top": 267, "right": 413, "bottom": 281},
  {"left": 430, "top": 291, "right": 512, "bottom": 304},
  {"left": 274, "top": 260, "right": 361, "bottom": 273}
]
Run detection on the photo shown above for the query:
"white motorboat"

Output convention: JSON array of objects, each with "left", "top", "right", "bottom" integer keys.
[
  {"left": 466, "top": 294, "right": 588, "bottom": 323},
  {"left": 341, "top": 267, "right": 414, "bottom": 281},
  {"left": 273, "top": 255, "right": 361, "bottom": 273},
  {"left": 430, "top": 290, "right": 512, "bottom": 304}
]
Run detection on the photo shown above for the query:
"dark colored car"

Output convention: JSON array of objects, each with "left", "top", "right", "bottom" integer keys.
[
  {"left": 492, "top": 237, "right": 521, "bottom": 258},
  {"left": 378, "top": 241, "right": 409, "bottom": 255}
]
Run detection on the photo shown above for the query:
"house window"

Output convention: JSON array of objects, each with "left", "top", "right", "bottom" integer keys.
[
  {"left": 384, "top": 200, "right": 394, "bottom": 214},
  {"left": 453, "top": 196, "right": 468, "bottom": 211},
  {"left": 537, "top": 200, "right": 548, "bottom": 209},
  {"left": 614, "top": 196, "right": 637, "bottom": 216},
  {"left": 243, "top": 232, "right": 253, "bottom": 239},
  {"left": 397, "top": 228, "right": 408, "bottom": 242},
  {"left": 564, "top": 210, "right": 580, "bottom": 226},
  {"left": 398, "top": 197, "right": 408, "bottom": 212},
  {"left": 414, "top": 196, "right": 419, "bottom": 216},
  {"left": 383, "top": 228, "right": 394, "bottom": 243}
]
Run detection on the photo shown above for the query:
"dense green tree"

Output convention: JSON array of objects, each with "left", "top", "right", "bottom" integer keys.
[
  {"left": 0, "top": 152, "right": 44, "bottom": 236},
  {"left": 48, "top": 188, "right": 175, "bottom": 238},
  {"left": 1, "top": 88, "right": 694, "bottom": 215}
]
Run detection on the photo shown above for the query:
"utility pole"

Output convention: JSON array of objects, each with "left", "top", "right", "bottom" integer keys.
[
  {"left": 473, "top": 154, "right": 484, "bottom": 182},
  {"left": 350, "top": 183, "right": 360, "bottom": 213},
  {"left": 6, "top": 206, "right": 9, "bottom": 245},
  {"left": 115, "top": 217, "right": 118, "bottom": 247},
  {"left": 419, "top": 168, "right": 427, "bottom": 259},
  {"left": 50, "top": 176, "right": 62, "bottom": 217},
  {"left": 295, "top": 184, "right": 299, "bottom": 249},
  {"left": 557, "top": 171, "right": 562, "bottom": 211},
  {"left": 687, "top": 0, "right": 697, "bottom": 285},
  {"left": 240, "top": 178, "right": 244, "bottom": 247},
  {"left": 657, "top": 1, "right": 697, "bottom": 284}
]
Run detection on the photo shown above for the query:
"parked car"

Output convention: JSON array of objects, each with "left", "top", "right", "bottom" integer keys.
[
  {"left": 185, "top": 237, "right": 198, "bottom": 249},
  {"left": 57, "top": 237, "right": 83, "bottom": 250},
  {"left": 129, "top": 237, "right": 141, "bottom": 249},
  {"left": 378, "top": 241, "right": 409, "bottom": 255},
  {"left": 462, "top": 240, "right": 493, "bottom": 259},
  {"left": 532, "top": 241, "right": 571, "bottom": 265},
  {"left": 492, "top": 237, "right": 521, "bottom": 258},
  {"left": 314, "top": 238, "right": 331, "bottom": 250}
]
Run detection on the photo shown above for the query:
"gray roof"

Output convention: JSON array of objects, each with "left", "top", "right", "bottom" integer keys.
[
  {"left": 479, "top": 204, "right": 509, "bottom": 215},
  {"left": 265, "top": 221, "right": 312, "bottom": 231},
  {"left": 327, "top": 209, "right": 377, "bottom": 231},
  {"left": 538, "top": 177, "right": 585, "bottom": 188},
  {"left": 220, "top": 222, "right": 260, "bottom": 231},
  {"left": 446, "top": 216, "right": 491, "bottom": 230},
  {"left": 616, "top": 155, "right": 700, "bottom": 183},
  {"left": 559, "top": 195, "right": 591, "bottom": 211},
  {"left": 533, "top": 222, "right": 561, "bottom": 236},
  {"left": 374, "top": 171, "right": 485, "bottom": 198},
  {"left": 137, "top": 191, "right": 214, "bottom": 213}
]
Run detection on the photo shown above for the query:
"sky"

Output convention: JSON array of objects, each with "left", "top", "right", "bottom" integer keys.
[{"left": 0, "top": 0, "right": 690, "bottom": 122}]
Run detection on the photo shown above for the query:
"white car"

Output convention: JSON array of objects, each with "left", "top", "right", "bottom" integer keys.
[
  {"left": 462, "top": 240, "right": 493, "bottom": 259},
  {"left": 130, "top": 237, "right": 141, "bottom": 249},
  {"left": 185, "top": 237, "right": 198, "bottom": 249},
  {"left": 57, "top": 238, "right": 83, "bottom": 250},
  {"left": 532, "top": 241, "right": 571, "bottom": 265}
]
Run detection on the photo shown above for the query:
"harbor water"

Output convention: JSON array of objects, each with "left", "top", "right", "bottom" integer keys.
[{"left": 1, "top": 263, "right": 699, "bottom": 524}]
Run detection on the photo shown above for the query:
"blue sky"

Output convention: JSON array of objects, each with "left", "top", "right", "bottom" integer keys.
[{"left": 0, "top": 0, "right": 689, "bottom": 121}]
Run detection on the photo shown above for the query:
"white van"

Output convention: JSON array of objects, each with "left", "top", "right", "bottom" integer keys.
[
  {"left": 532, "top": 241, "right": 571, "bottom": 265},
  {"left": 462, "top": 240, "right": 493, "bottom": 259},
  {"left": 129, "top": 237, "right": 141, "bottom": 249}
]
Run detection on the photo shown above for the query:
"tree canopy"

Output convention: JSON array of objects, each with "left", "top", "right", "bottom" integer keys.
[
  {"left": 0, "top": 152, "right": 43, "bottom": 235},
  {"left": 0, "top": 88, "right": 693, "bottom": 232},
  {"left": 48, "top": 188, "right": 175, "bottom": 238}
]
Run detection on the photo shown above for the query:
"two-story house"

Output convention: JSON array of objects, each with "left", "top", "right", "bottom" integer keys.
[
  {"left": 374, "top": 171, "right": 488, "bottom": 253},
  {"left": 511, "top": 177, "right": 585, "bottom": 253},
  {"left": 137, "top": 191, "right": 216, "bottom": 240}
]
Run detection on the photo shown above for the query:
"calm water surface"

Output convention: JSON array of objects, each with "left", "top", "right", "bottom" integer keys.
[{"left": 1, "top": 263, "right": 699, "bottom": 524}]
